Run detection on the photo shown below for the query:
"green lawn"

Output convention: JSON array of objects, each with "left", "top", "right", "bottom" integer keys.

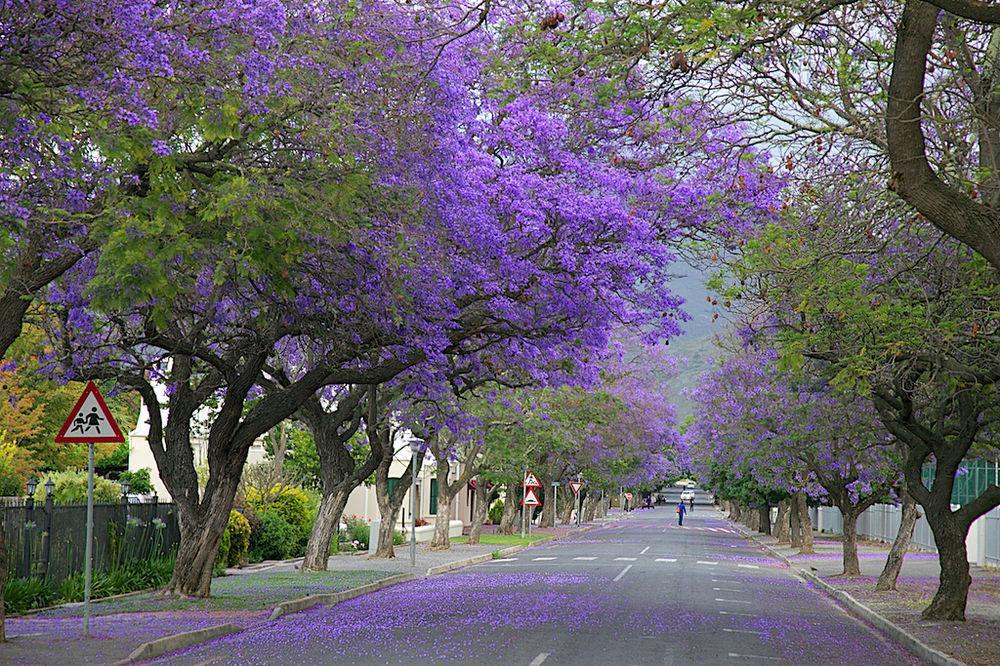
[
  {"left": 39, "top": 569, "right": 397, "bottom": 617},
  {"left": 451, "top": 533, "right": 543, "bottom": 547}
]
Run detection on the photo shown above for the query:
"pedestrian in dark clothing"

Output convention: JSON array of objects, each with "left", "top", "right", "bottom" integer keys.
[
  {"left": 676, "top": 501, "right": 687, "bottom": 526},
  {"left": 688, "top": 497, "right": 694, "bottom": 512}
]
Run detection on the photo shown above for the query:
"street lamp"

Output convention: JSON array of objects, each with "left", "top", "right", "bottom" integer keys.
[
  {"left": 408, "top": 436, "right": 425, "bottom": 567},
  {"left": 44, "top": 478, "right": 55, "bottom": 499},
  {"left": 25, "top": 478, "right": 38, "bottom": 497},
  {"left": 120, "top": 478, "right": 130, "bottom": 499}
]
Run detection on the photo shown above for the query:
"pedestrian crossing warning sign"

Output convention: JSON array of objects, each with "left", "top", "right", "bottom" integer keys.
[
  {"left": 523, "top": 472, "right": 541, "bottom": 488},
  {"left": 522, "top": 487, "right": 541, "bottom": 506},
  {"left": 55, "top": 381, "right": 125, "bottom": 443}
]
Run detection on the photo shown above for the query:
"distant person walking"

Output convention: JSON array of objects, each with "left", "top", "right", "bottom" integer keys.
[
  {"left": 676, "top": 500, "right": 687, "bottom": 526},
  {"left": 688, "top": 496, "right": 694, "bottom": 512}
]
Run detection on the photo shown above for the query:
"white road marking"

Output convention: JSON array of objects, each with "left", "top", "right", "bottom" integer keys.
[
  {"left": 529, "top": 653, "right": 550, "bottom": 666},
  {"left": 573, "top": 556, "right": 597, "bottom": 561},
  {"left": 655, "top": 558, "right": 677, "bottom": 562},
  {"left": 716, "top": 598, "right": 752, "bottom": 604},
  {"left": 614, "top": 557, "right": 637, "bottom": 561},
  {"left": 493, "top": 558, "right": 518, "bottom": 562},
  {"left": 697, "top": 561, "right": 719, "bottom": 566},
  {"left": 714, "top": 587, "right": 743, "bottom": 592},
  {"left": 719, "top": 611, "right": 756, "bottom": 617},
  {"left": 613, "top": 564, "right": 633, "bottom": 582},
  {"left": 533, "top": 557, "right": 556, "bottom": 561},
  {"left": 639, "top": 546, "right": 650, "bottom": 555},
  {"left": 737, "top": 564, "right": 760, "bottom": 569},
  {"left": 723, "top": 628, "right": 762, "bottom": 635},
  {"left": 728, "top": 653, "right": 783, "bottom": 662}
]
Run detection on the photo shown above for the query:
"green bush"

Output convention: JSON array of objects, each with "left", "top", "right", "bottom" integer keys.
[
  {"left": 246, "top": 484, "right": 310, "bottom": 544},
  {"left": 215, "top": 527, "right": 231, "bottom": 570},
  {"left": 3, "top": 577, "right": 56, "bottom": 615},
  {"left": 343, "top": 516, "right": 369, "bottom": 550},
  {"left": 118, "top": 468, "right": 153, "bottom": 495},
  {"left": 33, "top": 470, "right": 121, "bottom": 504},
  {"left": 250, "top": 509, "right": 301, "bottom": 561},
  {"left": 224, "top": 510, "right": 252, "bottom": 567},
  {"left": 393, "top": 529, "right": 405, "bottom": 546},
  {"left": 488, "top": 499, "right": 504, "bottom": 525}
]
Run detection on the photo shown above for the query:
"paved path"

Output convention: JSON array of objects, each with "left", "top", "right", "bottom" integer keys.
[{"left": 155, "top": 490, "right": 921, "bottom": 665}]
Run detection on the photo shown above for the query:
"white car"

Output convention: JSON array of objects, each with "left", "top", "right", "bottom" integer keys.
[{"left": 680, "top": 489, "right": 695, "bottom": 501}]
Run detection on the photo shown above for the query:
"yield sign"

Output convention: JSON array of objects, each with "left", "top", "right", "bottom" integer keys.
[
  {"left": 523, "top": 472, "right": 541, "bottom": 488},
  {"left": 569, "top": 481, "right": 585, "bottom": 495},
  {"left": 522, "top": 487, "right": 541, "bottom": 506},
  {"left": 624, "top": 492, "right": 634, "bottom": 501},
  {"left": 55, "top": 381, "right": 125, "bottom": 444}
]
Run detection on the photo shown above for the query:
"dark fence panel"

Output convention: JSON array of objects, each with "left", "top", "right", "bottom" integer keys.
[{"left": 2, "top": 499, "right": 179, "bottom": 585}]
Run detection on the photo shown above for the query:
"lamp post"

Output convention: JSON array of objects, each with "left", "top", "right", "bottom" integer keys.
[
  {"left": 552, "top": 480, "right": 560, "bottom": 526},
  {"left": 408, "top": 436, "right": 424, "bottom": 567}
]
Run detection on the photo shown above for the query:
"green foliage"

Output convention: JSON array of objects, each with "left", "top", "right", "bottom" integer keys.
[
  {"left": 245, "top": 483, "right": 310, "bottom": 545},
  {"left": 3, "top": 577, "right": 56, "bottom": 615},
  {"left": 488, "top": 498, "right": 504, "bottom": 525},
  {"left": 33, "top": 470, "right": 121, "bottom": 504},
  {"left": 344, "top": 515, "right": 370, "bottom": 550},
  {"left": 95, "top": 441, "right": 130, "bottom": 475},
  {"left": 223, "top": 510, "right": 252, "bottom": 567},
  {"left": 118, "top": 468, "right": 153, "bottom": 495},
  {"left": 250, "top": 509, "right": 301, "bottom": 561}
]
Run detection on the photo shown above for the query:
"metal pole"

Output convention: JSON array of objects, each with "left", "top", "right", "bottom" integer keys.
[
  {"left": 552, "top": 481, "right": 558, "bottom": 526},
  {"left": 410, "top": 453, "right": 417, "bottom": 567},
  {"left": 576, "top": 474, "right": 582, "bottom": 526},
  {"left": 520, "top": 469, "right": 527, "bottom": 540},
  {"left": 84, "top": 442, "right": 95, "bottom": 638}
]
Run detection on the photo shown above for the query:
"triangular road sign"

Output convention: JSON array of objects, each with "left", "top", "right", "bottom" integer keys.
[
  {"left": 624, "top": 492, "right": 633, "bottom": 501},
  {"left": 55, "top": 381, "right": 125, "bottom": 444},
  {"left": 522, "top": 487, "right": 541, "bottom": 506},
  {"left": 523, "top": 472, "right": 541, "bottom": 488},
  {"left": 569, "top": 481, "right": 585, "bottom": 495}
]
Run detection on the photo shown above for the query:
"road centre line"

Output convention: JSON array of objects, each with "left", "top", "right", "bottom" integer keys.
[
  {"left": 697, "top": 561, "right": 719, "bottom": 565},
  {"left": 728, "top": 653, "right": 783, "bottom": 662},
  {"left": 614, "top": 557, "right": 637, "bottom": 561},
  {"left": 613, "top": 565, "right": 633, "bottom": 582},
  {"left": 737, "top": 564, "right": 760, "bottom": 569},
  {"left": 719, "top": 611, "right": 756, "bottom": 617},
  {"left": 716, "top": 598, "right": 752, "bottom": 604},
  {"left": 714, "top": 587, "right": 744, "bottom": 592},
  {"left": 655, "top": 558, "right": 677, "bottom": 562},
  {"left": 493, "top": 558, "right": 518, "bottom": 562},
  {"left": 533, "top": 557, "right": 556, "bottom": 561},
  {"left": 529, "top": 653, "right": 550, "bottom": 666},
  {"left": 723, "top": 629, "right": 762, "bottom": 635},
  {"left": 639, "top": 546, "right": 650, "bottom": 555},
  {"left": 573, "top": 557, "right": 597, "bottom": 561}
]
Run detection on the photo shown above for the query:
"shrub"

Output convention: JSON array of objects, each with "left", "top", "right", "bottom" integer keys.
[
  {"left": 224, "top": 510, "right": 251, "bottom": 567},
  {"left": 488, "top": 499, "right": 504, "bottom": 525},
  {"left": 246, "top": 483, "right": 310, "bottom": 544},
  {"left": 3, "top": 577, "right": 55, "bottom": 615},
  {"left": 393, "top": 530, "right": 405, "bottom": 546},
  {"left": 33, "top": 470, "right": 121, "bottom": 504},
  {"left": 250, "top": 509, "right": 300, "bottom": 561},
  {"left": 344, "top": 515, "right": 369, "bottom": 550},
  {"left": 118, "top": 468, "right": 153, "bottom": 495},
  {"left": 215, "top": 527, "right": 231, "bottom": 570}
]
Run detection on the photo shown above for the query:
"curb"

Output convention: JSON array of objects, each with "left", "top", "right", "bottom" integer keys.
[
  {"left": 268, "top": 573, "right": 417, "bottom": 620},
  {"left": 115, "top": 623, "right": 242, "bottom": 665},
  {"left": 725, "top": 518, "right": 966, "bottom": 666}
]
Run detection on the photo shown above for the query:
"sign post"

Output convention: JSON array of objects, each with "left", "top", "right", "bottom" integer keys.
[
  {"left": 54, "top": 381, "right": 125, "bottom": 638},
  {"left": 575, "top": 475, "right": 584, "bottom": 526},
  {"left": 551, "top": 481, "right": 560, "bottom": 525},
  {"left": 521, "top": 471, "right": 541, "bottom": 539}
]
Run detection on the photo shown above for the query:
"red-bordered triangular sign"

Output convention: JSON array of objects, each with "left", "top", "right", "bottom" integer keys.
[
  {"left": 523, "top": 472, "right": 541, "bottom": 488},
  {"left": 522, "top": 487, "right": 541, "bottom": 506},
  {"left": 624, "top": 492, "right": 633, "bottom": 501},
  {"left": 55, "top": 381, "right": 126, "bottom": 443},
  {"left": 569, "top": 481, "right": 585, "bottom": 495}
]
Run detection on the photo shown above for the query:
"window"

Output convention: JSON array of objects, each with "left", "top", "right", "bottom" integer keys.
[
  {"left": 387, "top": 477, "right": 399, "bottom": 497},
  {"left": 429, "top": 478, "right": 438, "bottom": 515}
]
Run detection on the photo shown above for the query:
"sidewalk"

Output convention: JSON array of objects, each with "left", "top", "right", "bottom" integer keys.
[
  {"left": 3, "top": 521, "right": 606, "bottom": 665},
  {"left": 733, "top": 521, "right": 1000, "bottom": 666}
]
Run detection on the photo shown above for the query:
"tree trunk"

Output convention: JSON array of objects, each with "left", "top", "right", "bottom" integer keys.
[
  {"left": 373, "top": 507, "right": 400, "bottom": 558},
  {"left": 729, "top": 502, "right": 741, "bottom": 522},
  {"left": 498, "top": 483, "right": 519, "bottom": 535},
  {"left": 561, "top": 487, "right": 575, "bottom": 524},
  {"left": 758, "top": 505, "right": 771, "bottom": 535},
  {"left": 301, "top": 489, "right": 350, "bottom": 571},
  {"left": 876, "top": 491, "right": 919, "bottom": 592},
  {"left": 921, "top": 506, "right": 973, "bottom": 621},
  {"left": 840, "top": 509, "right": 861, "bottom": 577},
  {"left": 164, "top": 489, "right": 234, "bottom": 596},
  {"left": 540, "top": 477, "right": 555, "bottom": 528},
  {"left": 583, "top": 494, "right": 599, "bottom": 522},
  {"left": 796, "top": 492, "right": 815, "bottom": 555},
  {"left": 789, "top": 497, "right": 802, "bottom": 548},
  {"left": 468, "top": 482, "right": 491, "bottom": 545},
  {"left": 431, "top": 493, "right": 452, "bottom": 550},
  {"left": 774, "top": 501, "right": 791, "bottom": 543}
]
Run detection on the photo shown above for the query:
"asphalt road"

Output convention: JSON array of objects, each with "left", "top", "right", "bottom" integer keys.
[{"left": 159, "top": 488, "right": 922, "bottom": 665}]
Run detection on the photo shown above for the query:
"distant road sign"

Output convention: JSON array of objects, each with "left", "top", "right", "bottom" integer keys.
[
  {"left": 569, "top": 481, "right": 585, "bottom": 495},
  {"left": 55, "top": 382, "right": 125, "bottom": 444},
  {"left": 624, "top": 492, "right": 634, "bottom": 502},
  {"left": 523, "top": 472, "right": 541, "bottom": 488},
  {"left": 522, "top": 487, "right": 541, "bottom": 506}
]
